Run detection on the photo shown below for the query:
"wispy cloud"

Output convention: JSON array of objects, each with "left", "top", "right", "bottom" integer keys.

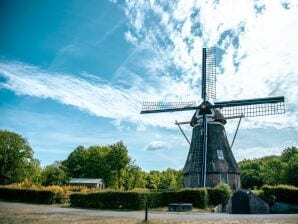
[
  {"left": 124, "top": 0, "right": 298, "bottom": 129},
  {"left": 145, "top": 140, "right": 168, "bottom": 151},
  {"left": 1, "top": 0, "right": 297, "bottom": 131},
  {"left": 0, "top": 61, "right": 195, "bottom": 129},
  {"left": 234, "top": 146, "right": 283, "bottom": 161}
]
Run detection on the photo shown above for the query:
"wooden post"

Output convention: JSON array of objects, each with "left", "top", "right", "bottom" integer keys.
[{"left": 145, "top": 200, "right": 148, "bottom": 221}]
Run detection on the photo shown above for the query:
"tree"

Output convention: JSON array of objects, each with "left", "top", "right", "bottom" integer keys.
[
  {"left": 285, "top": 153, "right": 298, "bottom": 186},
  {"left": 159, "top": 168, "right": 183, "bottom": 190},
  {"left": 281, "top": 146, "right": 298, "bottom": 162},
  {"left": 84, "top": 145, "right": 112, "bottom": 185},
  {"left": 0, "top": 130, "right": 41, "bottom": 184},
  {"left": 239, "top": 159, "right": 263, "bottom": 189},
  {"left": 41, "top": 161, "right": 69, "bottom": 186},
  {"left": 260, "top": 158, "right": 287, "bottom": 185},
  {"left": 240, "top": 169, "right": 263, "bottom": 189},
  {"left": 62, "top": 145, "right": 87, "bottom": 178},
  {"left": 122, "top": 164, "right": 146, "bottom": 190},
  {"left": 63, "top": 142, "right": 131, "bottom": 189},
  {"left": 106, "top": 142, "right": 130, "bottom": 189},
  {"left": 145, "top": 171, "right": 160, "bottom": 189}
]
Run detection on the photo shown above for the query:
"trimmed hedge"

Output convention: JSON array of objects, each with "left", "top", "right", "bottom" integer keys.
[
  {"left": 0, "top": 186, "right": 55, "bottom": 204},
  {"left": 70, "top": 191, "right": 149, "bottom": 209},
  {"left": 162, "top": 188, "right": 207, "bottom": 208},
  {"left": 259, "top": 185, "right": 298, "bottom": 205},
  {"left": 147, "top": 192, "right": 163, "bottom": 208},
  {"left": 207, "top": 184, "right": 232, "bottom": 206},
  {"left": 70, "top": 188, "right": 208, "bottom": 209}
]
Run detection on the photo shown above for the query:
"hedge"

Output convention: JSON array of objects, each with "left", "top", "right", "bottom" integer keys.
[
  {"left": 162, "top": 188, "right": 207, "bottom": 208},
  {"left": 70, "top": 191, "right": 149, "bottom": 209},
  {"left": 0, "top": 186, "right": 55, "bottom": 204},
  {"left": 259, "top": 185, "right": 298, "bottom": 205},
  {"left": 70, "top": 188, "right": 209, "bottom": 209},
  {"left": 207, "top": 184, "right": 232, "bottom": 206}
]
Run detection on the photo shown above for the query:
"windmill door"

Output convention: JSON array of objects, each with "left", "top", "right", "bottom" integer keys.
[{"left": 232, "top": 190, "right": 250, "bottom": 214}]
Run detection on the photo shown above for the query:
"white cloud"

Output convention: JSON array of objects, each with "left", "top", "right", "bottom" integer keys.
[
  {"left": 0, "top": 61, "right": 195, "bottom": 129},
  {"left": 123, "top": 0, "right": 298, "bottom": 129},
  {"left": 124, "top": 31, "right": 137, "bottom": 44},
  {"left": 234, "top": 146, "right": 283, "bottom": 161},
  {"left": 0, "top": 0, "right": 297, "bottom": 133},
  {"left": 145, "top": 140, "right": 167, "bottom": 151}
]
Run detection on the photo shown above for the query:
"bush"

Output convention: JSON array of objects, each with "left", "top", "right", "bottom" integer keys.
[
  {"left": 43, "top": 185, "right": 68, "bottom": 203},
  {"left": 0, "top": 186, "right": 55, "bottom": 204},
  {"left": 70, "top": 191, "right": 149, "bottom": 210},
  {"left": 162, "top": 188, "right": 207, "bottom": 208},
  {"left": 70, "top": 188, "right": 216, "bottom": 209},
  {"left": 207, "top": 184, "right": 232, "bottom": 205},
  {"left": 147, "top": 192, "right": 163, "bottom": 208},
  {"left": 259, "top": 185, "right": 298, "bottom": 205}
]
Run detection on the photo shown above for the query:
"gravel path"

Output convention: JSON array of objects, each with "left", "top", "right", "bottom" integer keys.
[{"left": 1, "top": 201, "right": 298, "bottom": 222}]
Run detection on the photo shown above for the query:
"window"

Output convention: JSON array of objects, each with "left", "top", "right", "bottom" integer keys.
[
  {"left": 217, "top": 150, "right": 224, "bottom": 160},
  {"left": 220, "top": 173, "right": 228, "bottom": 184}
]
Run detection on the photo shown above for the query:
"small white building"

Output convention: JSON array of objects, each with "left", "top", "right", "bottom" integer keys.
[{"left": 69, "top": 178, "right": 105, "bottom": 189}]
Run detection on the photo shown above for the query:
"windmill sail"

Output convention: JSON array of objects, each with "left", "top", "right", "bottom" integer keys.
[
  {"left": 140, "top": 101, "right": 197, "bottom": 114},
  {"left": 205, "top": 47, "right": 216, "bottom": 100},
  {"left": 141, "top": 47, "right": 285, "bottom": 190},
  {"left": 213, "top": 96, "right": 285, "bottom": 118},
  {"left": 201, "top": 47, "right": 216, "bottom": 101}
]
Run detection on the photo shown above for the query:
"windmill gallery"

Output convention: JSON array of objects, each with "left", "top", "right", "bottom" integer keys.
[{"left": 141, "top": 48, "right": 285, "bottom": 189}]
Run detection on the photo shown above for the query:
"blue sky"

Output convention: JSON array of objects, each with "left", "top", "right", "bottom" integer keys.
[{"left": 0, "top": 0, "right": 297, "bottom": 170}]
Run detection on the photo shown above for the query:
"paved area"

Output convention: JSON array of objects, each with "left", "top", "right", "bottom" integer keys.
[
  {"left": 1, "top": 201, "right": 298, "bottom": 222},
  {"left": 1, "top": 201, "right": 298, "bottom": 220}
]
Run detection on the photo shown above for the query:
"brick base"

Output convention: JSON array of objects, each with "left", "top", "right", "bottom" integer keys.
[{"left": 207, "top": 173, "right": 240, "bottom": 189}]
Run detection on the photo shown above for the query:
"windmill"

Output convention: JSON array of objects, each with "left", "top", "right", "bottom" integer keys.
[{"left": 140, "top": 47, "right": 285, "bottom": 189}]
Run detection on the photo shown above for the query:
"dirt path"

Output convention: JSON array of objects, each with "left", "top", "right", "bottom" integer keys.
[{"left": 1, "top": 201, "right": 297, "bottom": 224}]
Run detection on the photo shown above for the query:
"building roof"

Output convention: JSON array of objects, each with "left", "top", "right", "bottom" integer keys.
[{"left": 69, "top": 178, "right": 104, "bottom": 184}]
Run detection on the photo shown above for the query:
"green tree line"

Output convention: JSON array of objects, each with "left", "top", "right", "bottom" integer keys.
[
  {"left": 0, "top": 130, "right": 183, "bottom": 189},
  {"left": 239, "top": 146, "right": 298, "bottom": 188},
  {"left": 0, "top": 129, "right": 297, "bottom": 189}
]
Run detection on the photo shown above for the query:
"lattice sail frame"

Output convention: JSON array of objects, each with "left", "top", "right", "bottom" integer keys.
[
  {"left": 141, "top": 97, "right": 285, "bottom": 117},
  {"left": 213, "top": 96, "right": 285, "bottom": 118},
  {"left": 141, "top": 101, "right": 197, "bottom": 114},
  {"left": 205, "top": 47, "right": 216, "bottom": 100}
]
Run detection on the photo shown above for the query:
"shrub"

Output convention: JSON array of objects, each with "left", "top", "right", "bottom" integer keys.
[
  {"left": 207, "top": 184, "right": 232, "bottom": 205},
  {"left": 0, "top": 186, "right": 55, "bottom": 204},
  {"left": 43, "top": 185, "right": 68, "bottom": 203},
  {"left": 70, "top": 191, "right": 149, "bottom": 210},
  {"left": 162, "top": 188, "right": 207, "bottom": 208},
  {"left": 70, "top": 188, "right": 210, "bottom": 209},
  {"left": 147, "top": 192, "right": 163, "bottom": 208},
  {"left": 259, "top": 185, "right": 298, "bottom": 205}
]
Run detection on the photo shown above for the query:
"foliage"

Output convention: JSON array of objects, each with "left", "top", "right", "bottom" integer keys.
[
  {"left": 70, "top": 191, "right": 149, "bottom": 210},
  {"left": 0, "top": 186, "right": 55, "bottom": 204},
  {"left": 70, "top": 188, "right": 209, "bottom": 209},
  {"left": 259, "top": 185, "right": 298, "bottom": 205},
  {"left": 145, "top": 169, "right": 183, "bottom": 190},
  {"left": 62, "top": 145, "right": 87, "bottom": 178},
  {"left": 106, "top": 142, "right": 131, "bottom": 189},
  {"left": 162, "top": 188, "right": 208, "bottom": 208},
  {"left": 41, "top": 161, "right": 69, "bottom": 186},
  {"left": 122, "top": 164, "right": 146, "bottom": 190},
  {"left": 260, "top": 158, "right": 287, "bottom": 185},
  {"left": 62, "top": 141, "right": 130, "bottom": 189},
  {"left": 239, "top": 146, "right": 298, "bottom": 188},
  {"left": 0, "top": 130, "right": 41, "bottom": 185},
  {"left": 207, "top": 184, "right": 232, "bottom": 205},
  {"left": 284, "top": 153, "right": 298, "bottom": 186}
]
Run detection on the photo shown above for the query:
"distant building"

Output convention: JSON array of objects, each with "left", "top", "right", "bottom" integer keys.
[{"left": 69, "top": 178, "right": 105, "bottom": 189}]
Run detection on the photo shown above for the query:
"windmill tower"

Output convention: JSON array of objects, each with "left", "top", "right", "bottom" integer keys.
[{"left": 141, "top": 48, "right": 285, "bottom": 189}]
